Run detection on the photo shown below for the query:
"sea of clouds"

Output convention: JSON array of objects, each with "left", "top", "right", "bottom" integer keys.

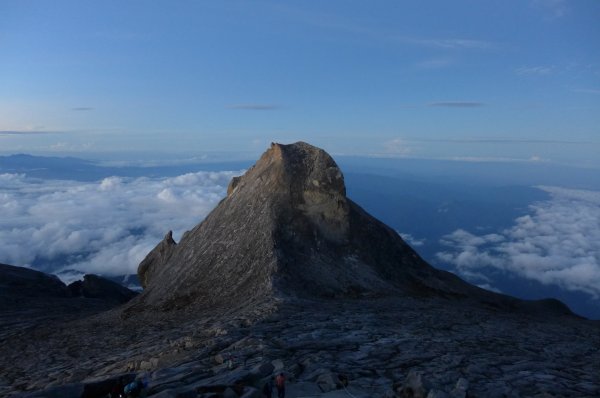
[
  {"left": 0, "top": 170, "right": 242, "bottom": 283},
  {"left": 2, "top": 170, "right": 599, "bottom": 302},
  {"left": 437, "top": 186, "right": 600, "bottom": 299}
]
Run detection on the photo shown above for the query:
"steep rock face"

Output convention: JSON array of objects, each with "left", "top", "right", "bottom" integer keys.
[
  {"left": 137, "top": 231, "right": 177, "bottom": 289},
  {"left": 129, "top": 142, "right": 574, "bottom": 316}
]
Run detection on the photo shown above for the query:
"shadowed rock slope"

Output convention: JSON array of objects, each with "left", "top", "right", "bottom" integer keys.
[
  {"left": 130, "top": 142, "right": 572, "bottom": 317},
  {"left": 0, "top": 263, "right": 137, "bottom": 342}
]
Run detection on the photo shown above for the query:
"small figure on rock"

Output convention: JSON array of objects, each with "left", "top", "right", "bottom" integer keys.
[
  {"left": 275, "top": 372, "right": 286, "bottom": 398},
  {"left": 225, "top": 353, "right": 235, "bottom": 369},
  {"left": 262, "top": 376, "right": 275, "bottom": 398},
  {"left": 110, "top": 376, "right": 125, "bottom": 398},
  {"left": 339, "top": 374, "right": 349, "bottom": 388},
  {"left": 124, "top": 377, "right": 147, "bottom": 398}
]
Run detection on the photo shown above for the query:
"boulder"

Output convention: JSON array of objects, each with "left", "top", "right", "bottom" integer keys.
[
  {"left": 399, "top": 370, "right": 429, "bottom": 398},
  {"left": 250, "top": 362, "right": 274, "bottom": 378},
  {"left": 427, "top": 390, "right": 449, "bottom": 398},
  {"left": 271, "top": 359, "right": 285, "bottom": 373},
  {"left": 449, "top": 378, "right": 468, "bottom": 398},
  {"left": 317, "top": 372, "right": 341, "bottom": 392},
  {"left": 223, "top": 387, "right": 237, "bottom": 398}
]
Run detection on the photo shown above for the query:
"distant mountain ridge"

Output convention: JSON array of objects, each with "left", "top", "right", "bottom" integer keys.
[{"left": 0, "top": 262, "right": 137, "bottom": 312}]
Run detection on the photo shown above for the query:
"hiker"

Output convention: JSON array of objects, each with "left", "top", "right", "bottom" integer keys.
[
  {"left": 275, "top": 373, "right": 286, "bottom": 398},
  {"left": 110, "top": 377, "right": 124, "bottom": 398},
  {"left": 339, "top": 374, "right": 349, "bottom": 388},
  {"left": 262, "top": 376, "right": 275, "bottom": 398},
  {"left": 124, "top": 378, "right": 146, "bottom": 398}
]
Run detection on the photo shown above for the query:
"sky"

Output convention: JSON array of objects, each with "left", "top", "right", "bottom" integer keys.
[{"left": 1, "top": 0, "right": 599, "bottom": 166}]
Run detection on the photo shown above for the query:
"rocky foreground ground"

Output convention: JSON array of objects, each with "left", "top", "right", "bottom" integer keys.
[{"left": 2, "top": 296, "right": 599, "bottom": 398}]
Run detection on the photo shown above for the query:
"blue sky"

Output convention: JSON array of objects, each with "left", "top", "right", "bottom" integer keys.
[{"left": 1, "top": 0, "right": 599, "bottom": 166}]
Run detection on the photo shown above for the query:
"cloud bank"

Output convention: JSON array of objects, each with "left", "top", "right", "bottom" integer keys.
[
  {"left": 0, "top": 130, "right": 59, "bottom": 136},
  {"left": 227, "top": 104, "right": 280, "bottom": 110},
  {"left": 428, "top": 102, "right": 485, "bottom": 108},
  {"left": 437, "top": 186, "right": 600, "bottom": 298},
  {"left": 0, "top": 170, "right": 242, "bottom": 283}
]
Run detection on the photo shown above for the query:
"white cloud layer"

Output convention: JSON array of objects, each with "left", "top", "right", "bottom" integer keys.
[
  {"left": 398, "top": 232, "right": 425, "bottom": 247},
  {"left": 437, "top": 186, "right": 600, "bottom": 298},
  {"left": 0, "top": 170, "right": 242, "bottom": 283}
]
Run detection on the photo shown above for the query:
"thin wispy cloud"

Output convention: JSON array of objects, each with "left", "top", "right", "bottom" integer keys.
[
  {"left": 437, "top": 186, "right": 600, "bottom": 299},
  {"left": 446, "top": 156, "right": 545, "bottom": 163},
  {"left": 49, "top": 142, "right": 94, "bottom": 151},
  {"left": 275, "top": 5, "right": 494, "bottom": 51},
  {"left": 415, "top": 58, "right": 455, "bottom": 69},
  {"left": 228, "top": 104, "right": 280, "bottom": 111},
  {"left": 515, "top": 66, "right": 555, "bottom": 75},
  {"left": 571, "top": 88, "right": 600, "bottom": 95},
  {"left": 410, "top": 138, "right": 592, "bottom": 145},
  {"left": 383, "top": 138, "right": 412, "bottom": 156},
  {"left": 72, "top": 107, "right": 94, "bottom": 111},
  {"left": 531, "top": 0, "right": 568, "bottom": 19},
  {"left": 428, "top": 102, "right": 485, "bottom": 108},
  {"left": 0, "top": 130, "right": 59, "bottom": 136},
  {"left": 94, "top": 30, "right": 146, "bottom": 41},
  {"left": 403, "top": 37, "right": 492, "bottom": 50}
]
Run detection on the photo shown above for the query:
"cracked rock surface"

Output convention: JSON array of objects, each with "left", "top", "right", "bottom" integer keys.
[{"left": 2, "top": 297, "right": 599, "bottom": 397}]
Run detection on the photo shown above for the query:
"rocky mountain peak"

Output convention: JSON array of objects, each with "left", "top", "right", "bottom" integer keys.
[
  {"left": 227, "top": 142, "right": 349, "bottom": 240},
  {"left": 128, "top": 142, "right": 576, "bottom": 317},
  {"left": 228, "top": 142, "right": 346, "bottom": 196}
]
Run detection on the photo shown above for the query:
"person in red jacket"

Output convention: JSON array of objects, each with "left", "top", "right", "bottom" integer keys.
[{"left": 275, "top": 373, "right": 286, "bottom": 398}]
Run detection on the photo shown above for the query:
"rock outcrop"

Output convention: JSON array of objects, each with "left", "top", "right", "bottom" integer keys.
[
  {"left": 137, "top": 231, "right": 177, "bottom": 289},
  {"left": 0, "top": 263, "right": 69, "bottom": 305},
  {"left": 0, "top": 263, "right": 138, "bottom": 343}
]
